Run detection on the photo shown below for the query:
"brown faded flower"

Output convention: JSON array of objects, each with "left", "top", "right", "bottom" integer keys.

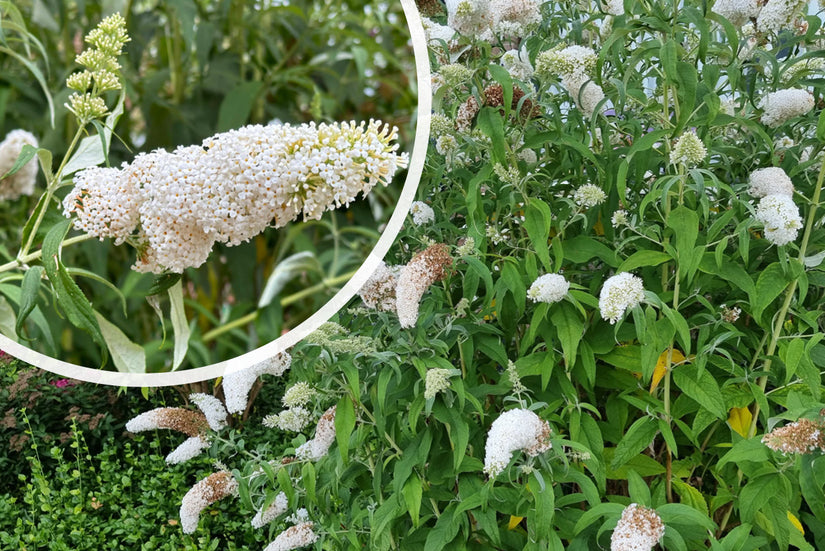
[
  {"left": 180, "top": 471, "right": 238, "bottom": 534},
  {"left": 483, "top": 83, "right": 541, "bottom": 120},
  {"left": 763, "top": 418, "right": 825, "bottom": 455},
  {"left": 126, "top": 407, "right": 208, "bottom": 437},
  {"left": 456, "top": 95, "right": 480, "bottom": 133},
  {"left": 396, "top": 243, "right": 452, "bottom": 328},
  {"left": 358, "top": 261, "right": 401, "bottom": 313}
]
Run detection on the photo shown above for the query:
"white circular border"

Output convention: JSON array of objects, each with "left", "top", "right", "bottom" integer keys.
[{"left": 0, "top": 0, "right": 431, "bottom": 387}]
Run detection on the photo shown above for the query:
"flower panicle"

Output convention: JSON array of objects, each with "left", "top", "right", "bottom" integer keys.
[{"left": 66, "top": 14, "right": 130, "bottom": 122}]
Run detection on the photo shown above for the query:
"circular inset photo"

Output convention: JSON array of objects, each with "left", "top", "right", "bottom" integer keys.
[{"left": 0, "top": 0, "right": 428, "bottom": 383}]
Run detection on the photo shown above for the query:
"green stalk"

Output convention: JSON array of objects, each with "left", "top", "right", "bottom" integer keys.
[
  {"left": 746, "top": 150, "right": 825, "bottom": 438},
  {"left": 0, "top": 234, "right": 94, "bottom": 274},
  {"left": 19, "top": 125, "right": 85, "bottom": 259},
  {"left": 201, "top": 270, "right": 358, "bottom": 342}
]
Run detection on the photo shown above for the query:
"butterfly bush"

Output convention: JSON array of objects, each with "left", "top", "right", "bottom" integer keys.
[{"left": 120, "top": 0, "right": 825, "bottom": 547}]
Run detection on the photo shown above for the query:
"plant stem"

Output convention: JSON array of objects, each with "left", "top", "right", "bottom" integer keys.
[
  {"left": 746, "top": 151, "right": 825, "bottom": 438},
  {"left": 19, "top": 126, "right": 85, "bottom": 259},
  {"left": 0, "top": 234, "right": 94, "bottom": 273},
  {"left": 201, "top": 270, "right": 358, "bottom": 342}
]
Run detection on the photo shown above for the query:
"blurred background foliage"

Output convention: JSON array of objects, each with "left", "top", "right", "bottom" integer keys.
[{"left": 0, "top": 0, "right": 417, "bottom": 371}]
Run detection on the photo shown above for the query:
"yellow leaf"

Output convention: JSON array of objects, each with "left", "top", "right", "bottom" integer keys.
[
  {"left": 727, "top": 406, "right": 752, "bottom": 438},
  {"left": 508, "top": 516, "right": 524, "bottom": 530},
  {"left": 787, "top": 511, "right": 804, "bottom": 534},
  {"left": 593, "top": 217, "right": 605, "bottom": 236},
  {"left": 649, "top": 349, "right": 686, "bottom": 394}
]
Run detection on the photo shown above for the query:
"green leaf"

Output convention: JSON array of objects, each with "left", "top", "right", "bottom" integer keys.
[
  {"left": 477, "top": 107, "right": 507, "bottom": 165},
  {"left": 672, "top": 479, "right": 709, "bottom": 516},
  {"left": 673, "top": 364, "right": 726, "bottom": 419},
  {"left": 739, "top": 475, "right": 787, "bottom": 524},
  {"left": 217, "top": 81, "right": 264, "bottom": 132},
  {"left": 0, "top": 295, "right": 16, "bottom": 341},
  {"left": 657, "top": 503, "right": 717, "bottom": 531},
  {"left": 551, "top": 301, "right": 583, "bottom": 371},
  {"left": 334, "top": 395, "right": 356, "bottom": 464},
  {"left": 817, "top": 107, "right": 825, "bottom": 143},
  {"left": 666, "top": 206, "right": 700, "bottom": 276},
  {"left": 627, "top": 469, "right": 652, "bottom": 505},
  {"left": 573, "top": 502, "right": 625, "bottom": 535},
  {"left": 617, "top": 250, "right": 672, "bottom": 273},
  {"left": 168, "top": 280, "right": 190, "bottom": 371},
  {"left": 93, "top": 311, "right": 146, "bottom": 374},
  {"left": 302, "top": 462, "right": 316, "bottom": 505},
  {"left": 402, "top": 474, "right": 423, "bottom": 527},
  {"left": 258, "top": 251, "right": 321, "bottom": 308},
  {"left": 528, "top": 471, "right": 555, "bottom": 544},
  {"left": 524, "top": 199, "right": 553, "bottom": 270},
  {"left": 611, "top": 417, "right": 659, "bottom": 470},
  {"left": 0, "top": 143, "right": 37, "bottom": 178},
  {"left": 42, "top": 219, "right": 107, "bottom": 365},
  {"left": 753, "top": 262, "right": 791, "bottom": 324},
  {"left": 15, "top": 266, "right": 43, "bottom": 335},
  {"left": 424, "top": 504, "right": 461, "bottom": 551},
  {"left": 145, "top": 273, "right": 182, "bottom": 297},
  {"left": 717, "top": 437, "right": 770, "bottom": 470}
]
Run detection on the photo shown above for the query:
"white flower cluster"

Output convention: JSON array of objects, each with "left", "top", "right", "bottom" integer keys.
[
  {"left": 410, "top": 201, "right": 436, "bottom": 226},
  {"left": 0, "top": 130, "right": 39, "bottom": 201},
  {"left": 296, "top": 405, "right": 337, "bottom": 461},
  {"left": 501, "top": 47, "right": 534, "bottom": 81},
  {"left": 755, "top": 194, "right": 803, "bottom": 246},
  {"left": 189, "top": 393, "right": 228, "bottom": 431},
  {"left": 527, "top": 274, "right": 569, "bottom": 304},
  {"left": 263, "top": 522, "right": 319, "bottom": 551},
  {"left": 63, "top": 121, "right": 408, "bottom": 274},
  {"left": 757, "top": 0, "right": 807, "bottom": 34},
  {"left": 712, "top": 0, "right": 760, "bottom": 26},
  {"left": 445, "top": 0, "right": 541, "bottom": 41},
  {"left": 305, "top": 321, "right": 377, "bottom": 355},
  {"left": 165, "top": 436, "right": 211, "bottom": 465},
  {"left": 489, "top": 0, "right": 543, "bottom": 40},
  {"left": 422, "top": 17, "right": 458, "bottom": 47},
  {"left": 536, "top": 45, "right": 604, "bottom": 117},
  {"left": 283, "top": 382, "right": 317, "bottom": 409},
  {"left": 748, "top": 167, "right": 794, "bottom": 198},
  {"left": 758, "top": 89, "right": 814, "bottom": 127},
  {"left": 180, "top": 471, "right": 238, "bottom": 534},
  {"left": 251, "top": 492, "right": 288, "bottom": 529},
  {"left": 263, "top": 407, "right": 313, "bottom": 432},
  {"left": 483, "top": 408, "right": 552, "bottom": 477},
  {"left": 573, "top": 183, "right": 607, "bottom": 208},
  {"left": 603, "top": 0, "right": 624, "bottom": 15},
  {"left": 612, "top": 209, "right": 629, "bottom": 227},
  {"left": 599, "top": 272, "right": 645, "bottom": 324},
  {"left": 610, "top": 503, "right": 665, "bottom": 551},
  {"left": 223, "top": 352, "right": 292, "bottom": 415},
  {"left": 424, "top": 368, "right": 454, "bottom": 399},
  {"left": 670, "top": 131, "right": 706, "bottom": 167}
]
